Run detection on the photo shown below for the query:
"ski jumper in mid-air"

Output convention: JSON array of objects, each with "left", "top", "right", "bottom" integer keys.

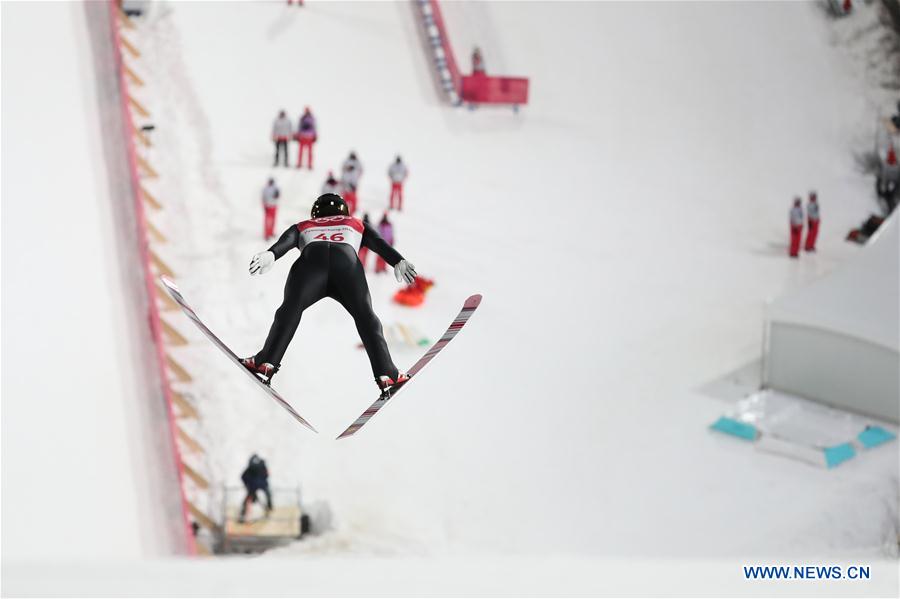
[{"left": 242, "top": 193, "right": 417, "bottom": 392}]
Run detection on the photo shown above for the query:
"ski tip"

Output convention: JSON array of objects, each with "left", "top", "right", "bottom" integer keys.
[
  {"left": 286, "top": 408, "right": 318, "bottom": 433},
  {"left": 294, "top": 415, "right": 318, "bottom": 433},
  {"left": 159, "top": 275, "right": 177, "bottom": 291},
  {"left": 336, "top": 426, "right": 359, "bottom": 440},
  {"left": 465, "top": 294, "right": 482, "bottom": 308}
]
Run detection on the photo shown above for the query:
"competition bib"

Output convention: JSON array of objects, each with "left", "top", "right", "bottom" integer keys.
[{"left": 297, "top": 216, "right": 364, "bottom": 251}]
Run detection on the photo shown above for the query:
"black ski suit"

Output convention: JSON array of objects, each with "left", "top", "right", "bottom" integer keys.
[{"left": 254, "top": 216, "right": 404, "bottom": 380}]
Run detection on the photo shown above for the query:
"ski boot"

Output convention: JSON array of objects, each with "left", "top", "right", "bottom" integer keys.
[
  {"left": 240, "top": 356, "right": 279, "bottom": 386},
  {"left": 375, "top": 373, "right": 410, "bottom": 397}
]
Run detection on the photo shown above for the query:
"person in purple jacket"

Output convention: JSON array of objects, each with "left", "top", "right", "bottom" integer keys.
[
  {"left": 295, "top": 106, "right": 317, "bottom": 169},
  {"left": 375, "top": 213, "right": 394, "bottom": 273}
]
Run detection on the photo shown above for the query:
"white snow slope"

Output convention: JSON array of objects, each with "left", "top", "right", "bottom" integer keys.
[
  {"left": 3, "top": 1, "right": 898, "bottom": 596},
  {"left": 2, "top": 1, "right": 187, "bottom": 563}
]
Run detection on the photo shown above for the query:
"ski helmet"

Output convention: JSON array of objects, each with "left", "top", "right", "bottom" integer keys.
[{"left": 311, "top": 193, "right": 349, "bottom": 218}]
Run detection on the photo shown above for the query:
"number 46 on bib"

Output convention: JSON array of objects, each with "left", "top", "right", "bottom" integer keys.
[{"left": 314, "top": 232, "right": 345, "bottom": 242}]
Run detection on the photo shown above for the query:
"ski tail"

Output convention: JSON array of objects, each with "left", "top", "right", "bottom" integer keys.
[{"left": 160, "top": 276, "right": 318, "bottom": 433}]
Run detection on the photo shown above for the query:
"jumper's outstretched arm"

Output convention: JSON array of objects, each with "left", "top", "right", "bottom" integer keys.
[
  {"left": 361, "top": 222, "right": 417, "bottom": 284},
  {"left": 250, "top": 226, "right": 299, "bottom": 276},
  {"left": 267, "top": 226, "right": 300, "bottom": 259},
  {"left": 361, "top": 222, "right": 403, "bottom": 265}
]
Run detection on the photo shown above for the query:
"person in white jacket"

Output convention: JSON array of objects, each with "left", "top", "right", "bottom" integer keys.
[
  {"left": 789, "top": 197, "right": 804, "bottom": 258},
  {"left": 804, "top": 191, "right": 820, "bottom": 252},
  {"left": 388, "top": 155, "right": 408, "bottom": 211},
  {"left": 340, "top": 164, "right": 360, "bottom": 215},
  {"left": 341, "top": 153, "right": 362, "bottom": 214},
  {"left": 341, "top": 151, "right": 363, "bottom": 182},
  {"left": 261, "top": 178, "right": 280, "bottom": 241},
  {"left": 271, "top": 110, "right": 292, "bottom": 167}
]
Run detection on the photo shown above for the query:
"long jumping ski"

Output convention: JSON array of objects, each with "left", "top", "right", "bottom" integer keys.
[
  {"left": 337, "top": 294, "right": 482, "bottom": 439},
  {"left": 160, "top": 276, "right": 317, "bottom": 433}
]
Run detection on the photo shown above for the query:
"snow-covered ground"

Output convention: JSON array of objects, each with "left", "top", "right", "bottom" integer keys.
[
  {"left": 1, "top": 1, "right": 187, "bottom": 564},
  {"left": 2, "top": 0, "right": 898, "bottom": 596}
]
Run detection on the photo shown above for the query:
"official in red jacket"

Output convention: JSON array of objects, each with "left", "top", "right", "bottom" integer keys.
[{"left": 804, "top": 191, "right": 820, "bottom": 252}]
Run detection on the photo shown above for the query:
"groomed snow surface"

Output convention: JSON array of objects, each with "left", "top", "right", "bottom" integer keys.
[
  {"left": 2, "top": 0, "right": 187, "bottom": 567},
  {"left": 2, "top": 1, "right": 898, "bottom": 597}
]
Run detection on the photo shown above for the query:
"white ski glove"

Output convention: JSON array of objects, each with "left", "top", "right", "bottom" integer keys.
[
  {"left": 394, "top": 259, "right": 417, "bottom": 285},
  {"left": 249, "top": 251, "right": 275, "bottom": 276}
]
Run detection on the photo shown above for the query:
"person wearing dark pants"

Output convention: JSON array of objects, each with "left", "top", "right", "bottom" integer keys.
[
  {"left": 271, "top": 110, "right": 292, "bottom": 167},
  {"left": 242, "top": 194, "right": 417, "bottom": 392},
  {"left": 239, "top": 454, "right": 272, "bottom": 523},
  {"left": 274, "top": 139, "right": 288, "bottom": 167}
]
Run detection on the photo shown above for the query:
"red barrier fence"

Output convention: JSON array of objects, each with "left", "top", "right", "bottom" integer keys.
[
  {"left": 107, "top": 0, "right": 197, "bottom": 555},
  {"left": 427, "top": 0, "right": 462, "bottom": 95},
  {"left": 418, "top": 0, "right": 529, "bottom": 110},
  {"left": 461, "top": 73, "right": 529, "bottom": 107}
]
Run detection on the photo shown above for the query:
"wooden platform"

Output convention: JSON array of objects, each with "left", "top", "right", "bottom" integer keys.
[{"left": 224, "top": 505, "right": 301, "bottom": 539}]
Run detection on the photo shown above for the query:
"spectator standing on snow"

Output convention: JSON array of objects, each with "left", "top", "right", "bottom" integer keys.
[
  {"left": 321, "top": 170, "right": 341, "bottom": 195},
  {"left": 341, "top": 164, "right": 361, "bottom": 215},
  {"left": 804, "top": 191, "right": 820, "bottom": 252},
  {"left": 388, "top": 155, "right": 408, "bottom": 211},
  {"left": 472, "top": 46, "right": 485, "bottom": 75},
  {"left": 789, "top": 197, "right": 804, "bottom": 258},
  {"left": 239, "top": 454, "right": 272, "bottom": 523},
  {"left": 358, "top": 213, "right": 372, "bottom": 270},
  {"left": 271, "top": 110, "right": 292, "bottom": 168},
  {"left": 877, "top": 145, "right": 899, "bottom": 213},
  {"left": 261, "top": 178, "right": 280, "bottom": 241},
  {"left": 341, "top": 151, "right": 363, "bottom": 215},
  {"left": 342, "top": 151, "right": 363, "bottom": 183},
  {"left": 375, "top": 213, "right": 395, "bottom": 273},
  {"left": 295, "top": 107, "right": 317, "bottom": 169}
]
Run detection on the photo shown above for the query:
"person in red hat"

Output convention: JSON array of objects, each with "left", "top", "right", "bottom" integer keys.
[
  {"left": 789, "top": 197, "right": 804, "bottom": 258},
  {"left": 321, "top": 170, "right": 341, "bottom": 195},
  {"left": 877, "top": 145, "right": 899, "bottom": 212},
  {"left": 804, "top": 191, "right": 820, "bottom": 252}
]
